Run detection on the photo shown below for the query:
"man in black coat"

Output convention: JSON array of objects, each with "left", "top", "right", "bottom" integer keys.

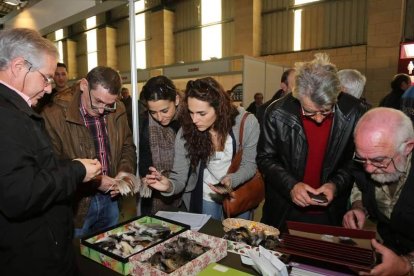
[
  {"left": 257, "top": 54, "right": 367, "bottom": 231},
  {"left": 246, "top": 92, "right": 263, "bottom": 117},
  {"left": 0, "top": 28, "right": 101, "bottom": 276},
  {"left": 256, "top": 68, "right": 295, "bottom": 123},
  {"left": 343, "top": 108, "right": 414, "bottom": 276},
  {"left": 379, "top": 73, "right": 411, "bottom": 110}
]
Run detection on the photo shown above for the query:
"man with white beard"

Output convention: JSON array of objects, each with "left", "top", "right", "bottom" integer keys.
[{"left": 343, "top": 107, "right": 414, "bottom": 276}]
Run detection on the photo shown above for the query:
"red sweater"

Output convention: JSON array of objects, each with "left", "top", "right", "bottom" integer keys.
[{"left": 301, "top": 114, "right": 333, "bottom": 189}]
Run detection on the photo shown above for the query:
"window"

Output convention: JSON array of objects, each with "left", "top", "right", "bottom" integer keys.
[
  {"left": 135, "top": 0, "right": 146, "bottom": 69},
  {"left": 86, "top": 16, "right": 97, "bottom": 71},
  {"left": 293, "top": 9, "right": 302, "bottom": 51},
  {"left": 55, "top": 29, "right": 63, "bottom": 40},
  {"left": 55, "top": 29, "right": 64, "bottom": 63},
  {"left": 262, "top": 0, "right": 366, "bottom": 54},
  {"left": 293, "top": 0, "right": 320, "bottom": 51},
  {"left": 295, "top": 0, "right": 321, "bottom": 5},
  {"left": 57, "top": 41, "right": 64, "bottom": 63},
  {"left": 201, "top": 0, "right": 222, "bottom": 61}
]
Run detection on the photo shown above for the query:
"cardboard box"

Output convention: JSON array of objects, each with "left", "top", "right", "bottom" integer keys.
[
  {"left": 131, "top": 230, "right": 227, "bottom": 275},
  {"left": 80, "top": 215, "right": 189, "bottom": 275}
]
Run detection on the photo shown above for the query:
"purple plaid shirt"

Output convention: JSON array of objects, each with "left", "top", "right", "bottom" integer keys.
[{"left": 79, "top": 104, "right": 111, "bottom": 176}]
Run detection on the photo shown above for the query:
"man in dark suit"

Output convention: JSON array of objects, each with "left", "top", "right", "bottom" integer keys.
[
  {"left": 246, "top": 92, "right": 263, "bottom": 116},
  {"left": 0, "top": 28, "right": 101, "bottom": 276}
]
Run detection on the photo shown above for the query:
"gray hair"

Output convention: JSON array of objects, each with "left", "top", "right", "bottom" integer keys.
[
  {"left": 395, "top": 112, "right": 414, "bottom": 153},
  {"left": 293, "top": 53, "right": 340, "bottom": 108},
  {"left": 338, "top": 69, "right": 366, "bottom": 98},
  {"left": 0, "top": 28, "right": 58, "bottom": 71}
]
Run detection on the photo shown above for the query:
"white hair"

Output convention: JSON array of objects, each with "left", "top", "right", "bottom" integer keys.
[
  {"left": 337, "top": 69, "right": 366, "bottom": 98},
  {"left": 0, "top": 28, "right": 58, "bottom": 71}
]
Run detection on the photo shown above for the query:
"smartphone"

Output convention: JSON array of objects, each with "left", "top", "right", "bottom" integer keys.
[
  {"left": 308, "top": 192, "right": 328, "bottom": 203},
  {"left": 212, "top": 183, "right": 232, "bottom": 194}
]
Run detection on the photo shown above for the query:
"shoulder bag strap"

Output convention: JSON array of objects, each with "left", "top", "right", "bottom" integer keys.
[
  {"left": 227, "top": 112, "right": 250, "bottom": 174},
  {"left": 238, "top": 112, "right": 250, "bottom": 148}
]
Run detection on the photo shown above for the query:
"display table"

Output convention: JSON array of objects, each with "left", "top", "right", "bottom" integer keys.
[{"left": 74, "top": 218, "right": 259, "bottom": 275}]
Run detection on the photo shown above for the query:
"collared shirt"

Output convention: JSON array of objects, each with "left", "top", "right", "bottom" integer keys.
[
  {"left": 79, "top": 103, "right": 111, "bottom": 176},
  {"left": 0, "top": 80, "right": 32, "bottom": 106},
  {"left": 350, "top": 153, "right": 412, "bottom": 219}
]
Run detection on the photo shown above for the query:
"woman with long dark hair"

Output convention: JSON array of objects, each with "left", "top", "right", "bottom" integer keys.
[
  {"left": 145, "top": 77, "right": 260, "bottom": 220},
  {"left": 138, "top": 75, "right": 182, "bottom": 215}
]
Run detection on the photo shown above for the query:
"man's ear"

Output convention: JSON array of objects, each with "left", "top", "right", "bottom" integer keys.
[
  {"left": 10, "top": 57, "right": 27, "bottom": 77},
  {"left": 79, "top": 78, "right": 88, "bottom": 93},
  {"left": 175, "top": 96, "right": 179, "bottom": 106},
  {"left": 403, "top": 138, "right": 414, "bottom": 155}
]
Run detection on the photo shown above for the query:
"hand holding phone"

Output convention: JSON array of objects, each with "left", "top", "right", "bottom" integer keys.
[
  {"left": 211, "top": 183, "right": 232, "bottom": 194},
  {"left": 308, "top": 192, "right": 328, "bottom": 203}
]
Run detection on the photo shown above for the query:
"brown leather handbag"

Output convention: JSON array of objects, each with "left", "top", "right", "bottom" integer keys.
[{"left": 223, "top": 113, "right": 265, "bottom": 218}]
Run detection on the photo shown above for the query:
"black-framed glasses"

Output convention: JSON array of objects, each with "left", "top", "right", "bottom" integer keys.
[
  {"left": 352, "top": 152, "right": 396, "bottom": 169},
  {"left": 24, "top": 59, "right": 54, "bottom": 86},
  {"left": 88, "top": 89, "right": 117, "bottom": 113},
  {"left": 301, "top": 105, "right": 335, "bottom": 117}
]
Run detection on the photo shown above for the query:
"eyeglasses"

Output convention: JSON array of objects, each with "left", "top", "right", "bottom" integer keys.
[
  {"left": 88, "top": 89, "right": 117, "bottom": 113},
  {"left": 301, "top": 105, "right": 335, "bottom": 117},
  {"left": 24, "top": 59, "right": 54, "bottom": 86},
  {"left": 352, "top": 152, "right": 396, "bottom": 169},
  {"left": 36, "top": 70, "right": 54, "bottom": 86}
]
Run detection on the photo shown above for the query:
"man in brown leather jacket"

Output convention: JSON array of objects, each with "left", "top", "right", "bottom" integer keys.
[{"left": 42, "top": 66, "right": 136, "bottom": 238}]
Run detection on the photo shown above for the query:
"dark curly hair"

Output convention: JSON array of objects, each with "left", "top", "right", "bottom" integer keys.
[{"left": 180, "top": 77, "right": 239, "bottom": 167}]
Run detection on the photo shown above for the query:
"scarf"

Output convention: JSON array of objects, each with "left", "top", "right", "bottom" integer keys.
[{"left": 148, "top": 113, "right": 177, "bottom": 172}]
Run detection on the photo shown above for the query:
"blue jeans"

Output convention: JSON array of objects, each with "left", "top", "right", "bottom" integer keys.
[
  {"left": 74, "top": 193, "right": 119, "bottom": 238},
  {"left": 202, "top": 200, "right": 252, "bottom": 220}
]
